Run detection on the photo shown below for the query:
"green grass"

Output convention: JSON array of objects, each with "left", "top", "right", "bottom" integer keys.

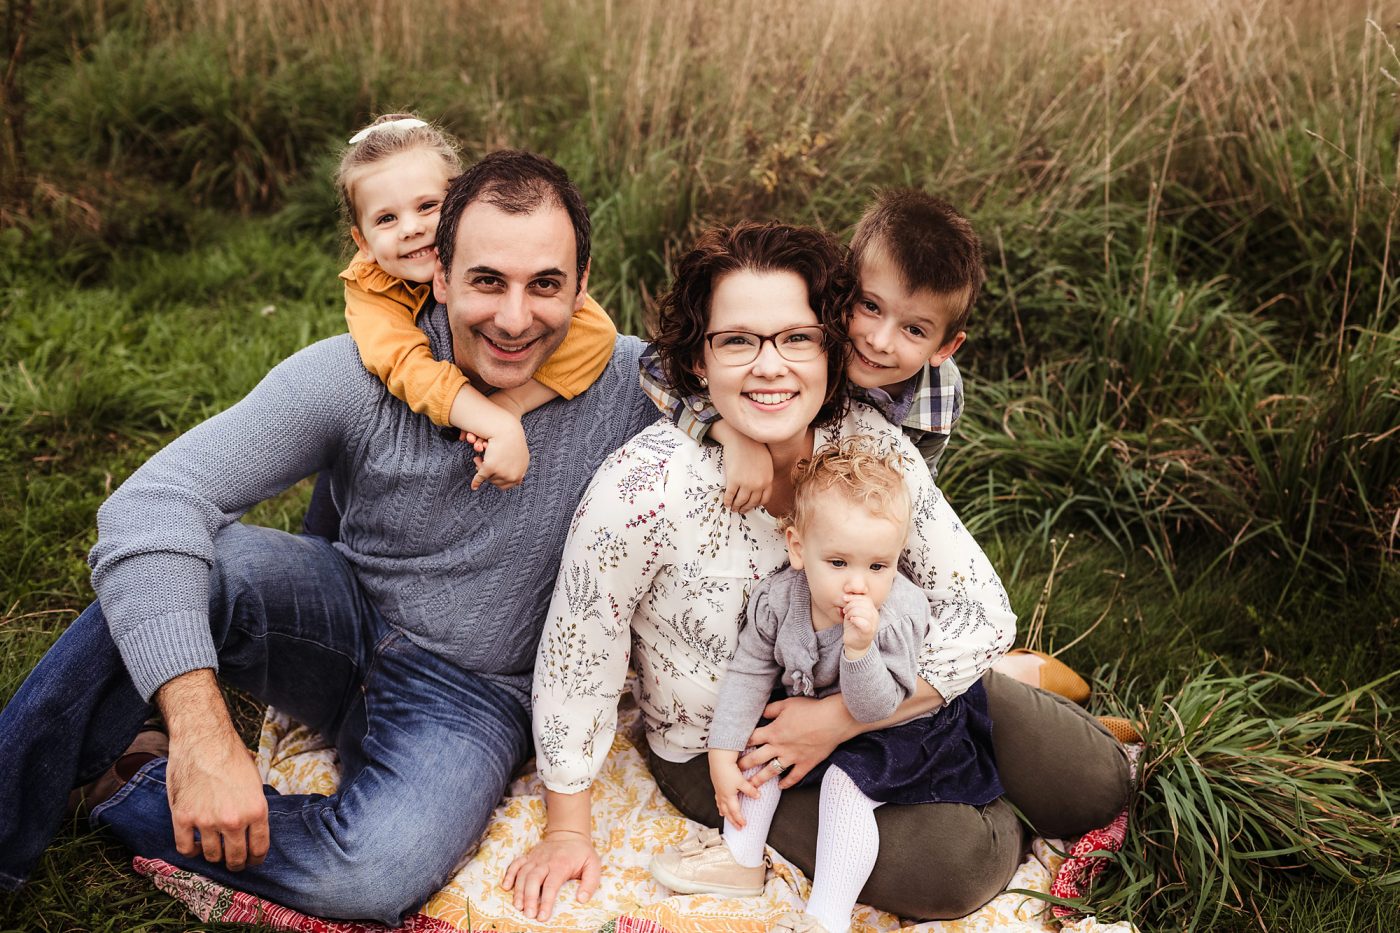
[{"left": 3, "top": 0, "right": 1398, "bottom": 929}]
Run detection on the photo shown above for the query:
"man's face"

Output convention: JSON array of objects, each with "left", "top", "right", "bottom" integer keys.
[{"left": 433, "top": 200, "right": 589, "bottom": 390}]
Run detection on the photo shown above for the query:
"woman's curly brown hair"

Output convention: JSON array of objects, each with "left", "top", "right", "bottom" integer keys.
[{"left": 651, "top": 221, "right": 856, "bottom": 429}]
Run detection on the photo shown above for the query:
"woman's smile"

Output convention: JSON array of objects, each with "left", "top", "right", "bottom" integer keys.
[{"left": 697, "top": 269, "right": 828, "bottom": 450}]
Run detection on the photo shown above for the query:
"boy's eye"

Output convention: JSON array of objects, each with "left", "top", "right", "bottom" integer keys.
[
  {"left": 870, "top": 562, "right": 888, "bottom": 572},
  {"left": 420, "top": 200, "right": 440, "bottom": 213},
  {"left": 375, "top": 213, "right": 395, "bottom": 226},
  {"left": 829, "top": 559, "right": 847, "bottom": 568},
  {"left": 859, "top": 300, "right": 879, "bottom": 315},
  {"left": 906, "top": 326, "right": 926, "bottom": 339}
]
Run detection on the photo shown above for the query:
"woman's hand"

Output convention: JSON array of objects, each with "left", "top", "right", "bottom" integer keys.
[
  {"left": 740, "top": 694, "right": 858, "bottom": 789},
  {"left": 501, "top": 830, "right": 601, "bottom": 922}
]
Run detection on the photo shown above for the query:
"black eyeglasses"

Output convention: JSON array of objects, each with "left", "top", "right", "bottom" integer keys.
[{"left": 703, "top": 326, "right": 827, "bottom": 365}]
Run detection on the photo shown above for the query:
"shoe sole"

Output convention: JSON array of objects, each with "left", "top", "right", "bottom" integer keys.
[{"left": 649, "top": 856, "right": 765, "bottom": 897}]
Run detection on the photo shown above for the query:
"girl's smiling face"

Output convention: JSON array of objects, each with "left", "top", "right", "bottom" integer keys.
[
  {"left": 349, "top": 148, "right": 454, "bottom": 283},
  {"left": 694, "top": 269, "right": 829, "bottom": 454}
]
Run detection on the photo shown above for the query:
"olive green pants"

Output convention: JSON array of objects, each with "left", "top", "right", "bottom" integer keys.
[{"left": 646, "top": 672, "right": 1132, "bottom": 920}]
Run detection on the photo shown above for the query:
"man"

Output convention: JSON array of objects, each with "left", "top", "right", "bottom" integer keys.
[{"left": 0, "top": 150, "right": 657, "bottom": 923}]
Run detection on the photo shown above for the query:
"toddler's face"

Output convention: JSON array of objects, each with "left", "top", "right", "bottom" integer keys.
[
  {"left": 786, "top": 494, "right": 907, "bottom": 627},
  {"left": 350, "top": 148, "right": 454, "bottom": 283},
  {"left": 846, "top": 248, "right": 966, "bottom": 392}
]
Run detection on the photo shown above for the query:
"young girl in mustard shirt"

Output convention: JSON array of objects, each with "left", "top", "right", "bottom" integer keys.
[{"left": 334, "top": 113, "right": 616, "bottom": 488}]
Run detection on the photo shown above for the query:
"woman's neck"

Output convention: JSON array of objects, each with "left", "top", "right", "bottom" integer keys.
[{"left": 764, "top": 428, "right": 816, "bottom": 518}]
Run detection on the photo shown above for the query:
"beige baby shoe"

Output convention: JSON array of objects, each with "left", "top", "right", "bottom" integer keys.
[{"left": 649, "top": 826, "right": 767, "bottom": 897}]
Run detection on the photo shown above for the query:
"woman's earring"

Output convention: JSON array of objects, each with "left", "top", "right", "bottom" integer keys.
[{"left": 698, "top": 376, "right": 708, "bottom": 388}]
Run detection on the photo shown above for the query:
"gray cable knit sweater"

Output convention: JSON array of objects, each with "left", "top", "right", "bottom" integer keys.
[{"left": 88, "top": 302, "right": 658, "bottom": 704}]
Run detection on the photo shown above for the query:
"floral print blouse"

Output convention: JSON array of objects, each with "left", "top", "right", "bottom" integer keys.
[{"left": 532, "top": 403, "right": 1017, "bottom": 794}]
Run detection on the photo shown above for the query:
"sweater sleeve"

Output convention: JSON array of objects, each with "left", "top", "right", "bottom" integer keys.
[
  {"left": 88, "top": 337, "right": 374, "bottom": 700},
  {"left": 838, "top": 576, "right": 930, "bottom": 722},
  {"left": 342, "top": 261, "right": 466, "bottom": 427},
  {"left": 532, "top": 431, "right": 678, "bottom": 793},
  {"left": 532, "top": 295, "right": 619, "bottom": 399},
  {"left": 707, "top": 577, "right": 785, "bottom": 751}
]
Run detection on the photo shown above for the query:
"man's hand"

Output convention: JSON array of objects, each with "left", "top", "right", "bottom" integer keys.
[
  {"left": 740, "top": 694, "right": 857, "bottom": 789},
  {"left": 841, "top": 594, "right": 880, "bottom": 659},
  {"left": 501, "top": 832, "right": 601, "bottom": 922},
  {"left": 156, "top": 670, "right": 269, "bottom": 871},
  {"left": 711, "top": 421, "right": 774, "bottom": 513},
  {"left": 708, "top": 750, "right": 760, "bottom": 828}
]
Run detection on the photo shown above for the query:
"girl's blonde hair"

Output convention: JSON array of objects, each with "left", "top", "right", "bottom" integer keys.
[
  {"left": 784, "top": 436, "right": 912, "bottom": 536},
  {"left": 335, "top": 112, "right": 463, "bottom": 227}
]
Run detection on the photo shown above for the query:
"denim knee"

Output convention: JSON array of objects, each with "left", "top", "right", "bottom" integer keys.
[
  {"left": 294, "top": 835, "right": 456, "bottom": 924},
  {"left": 279, "top": 799, "right": 470, "bottom": 924}
]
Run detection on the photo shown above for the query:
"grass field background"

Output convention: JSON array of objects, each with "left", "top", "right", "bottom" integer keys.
[{"left": 2, "top": 0, "right": 1397, "bottom": 930}]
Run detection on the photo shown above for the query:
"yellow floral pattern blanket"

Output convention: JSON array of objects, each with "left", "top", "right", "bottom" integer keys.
[{"left": 240, "top": 687, "right": 1135, "bottom": 933}]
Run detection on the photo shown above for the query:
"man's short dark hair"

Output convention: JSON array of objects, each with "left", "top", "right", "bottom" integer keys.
[
  {"left": 652, "top": 221, "right": 855, "bottom": 430},
  {"left": 436, "top": 149, "right": 591, "bottom": 287},
  {"left": 849, "top": 189, "right": 985, "bottom": 340}
]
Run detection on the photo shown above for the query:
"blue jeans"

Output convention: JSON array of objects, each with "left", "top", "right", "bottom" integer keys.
[{"left": 0, "top": 524, "right": 531, "bottom": 924}]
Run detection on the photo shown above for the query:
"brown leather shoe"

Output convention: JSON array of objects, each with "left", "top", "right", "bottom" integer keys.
[
  {"left": 1097, "top": 715, "right": 1144, "bottom": 744},
  {"left": 67, "top": 721, "right": 168, "bottom": 816},
  {"left": 1008, "top": 648, "right": 1091, "bottom": 705}
]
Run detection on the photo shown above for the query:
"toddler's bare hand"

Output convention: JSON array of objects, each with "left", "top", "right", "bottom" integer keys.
[{"left": 842, "top": 594, "right": 879, "bottom": 655}]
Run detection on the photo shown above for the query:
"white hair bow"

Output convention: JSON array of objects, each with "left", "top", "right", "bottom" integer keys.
[{"left": 348, "top": 118, "right": 429, "bottom": 144}]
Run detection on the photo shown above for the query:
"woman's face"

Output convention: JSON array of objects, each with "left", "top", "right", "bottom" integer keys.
[{"left": 695, "top": 269, "right": 829, "bottom": 448}]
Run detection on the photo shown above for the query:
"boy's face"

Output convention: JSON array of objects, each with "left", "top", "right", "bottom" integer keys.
[
  {"left": 847, "top": 248, "right": 967, "bottom": 392},
  {"left": 786, "top": 493, "right": 907, "bottom": 628}
]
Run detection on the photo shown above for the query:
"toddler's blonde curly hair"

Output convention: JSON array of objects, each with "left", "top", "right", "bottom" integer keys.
[{"left": 784, "top": 436, "right": 912, "bottom": 537}]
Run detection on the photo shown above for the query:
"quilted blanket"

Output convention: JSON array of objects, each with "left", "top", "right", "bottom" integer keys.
[{"left": 134, "top": 690, "right": 1137, "bottom": 932}]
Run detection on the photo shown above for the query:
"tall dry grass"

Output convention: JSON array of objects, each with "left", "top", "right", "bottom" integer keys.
[{"left": 7, "top": 0, "right": 1396, "bottom": 576}]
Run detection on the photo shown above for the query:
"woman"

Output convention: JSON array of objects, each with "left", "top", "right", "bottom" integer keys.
[{"left": 504, "top": 222, "right": 1131, "bottom": 923}]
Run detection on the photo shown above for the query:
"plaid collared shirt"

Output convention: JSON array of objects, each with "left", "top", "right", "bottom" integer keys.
[{"left": 638, "top": 344, "right": 964, "bottom": 475}]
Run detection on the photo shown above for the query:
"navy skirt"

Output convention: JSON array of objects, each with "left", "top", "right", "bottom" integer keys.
[{"left": 796, "top": 679, "right": 1003, "bottom": 806}]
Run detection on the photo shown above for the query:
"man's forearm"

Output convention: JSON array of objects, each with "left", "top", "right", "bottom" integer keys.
[{"left": 156, "top": 668, "right": 238, "bottom": 746}]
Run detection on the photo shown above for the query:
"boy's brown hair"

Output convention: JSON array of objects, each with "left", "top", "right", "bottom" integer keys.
[
  {"left": 784, "top": 436, "right": 912, "bottom": 538},
  {"left": 849, "top": 189, "right": 985, "bottom": 341}
]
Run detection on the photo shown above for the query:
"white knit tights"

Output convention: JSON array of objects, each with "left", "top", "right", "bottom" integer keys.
[
  {"left": 722, "top": 763, "right": 781, "bottom": 868},
  {"left": 806, "top": 766, "right": 883, "bottom": 933}
]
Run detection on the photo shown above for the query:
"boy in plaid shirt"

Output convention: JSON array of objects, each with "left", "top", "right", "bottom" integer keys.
[{"left": 640, "top": 190, "right": 979, "bottom": 511}]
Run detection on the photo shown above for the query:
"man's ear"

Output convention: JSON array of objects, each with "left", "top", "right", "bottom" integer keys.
[
  {"left": 929, "top": 330, "right": 966, "bottom": 367},
  {"left": 433, "top": 261, "right": 449, "bottom": 304},
  {"left": 785, "top": 526, "right": 805, "bottom": 570},
  {"left": 574, "top": 259, "right": 593, "bottom": 312}
]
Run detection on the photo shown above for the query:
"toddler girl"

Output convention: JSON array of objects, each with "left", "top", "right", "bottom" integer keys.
[
  {"left": 335, "top": 114, "right": 617, "bottom": 488},
  {"left": 649, "top": 437, "right": 1003, "bottom": 933}
]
